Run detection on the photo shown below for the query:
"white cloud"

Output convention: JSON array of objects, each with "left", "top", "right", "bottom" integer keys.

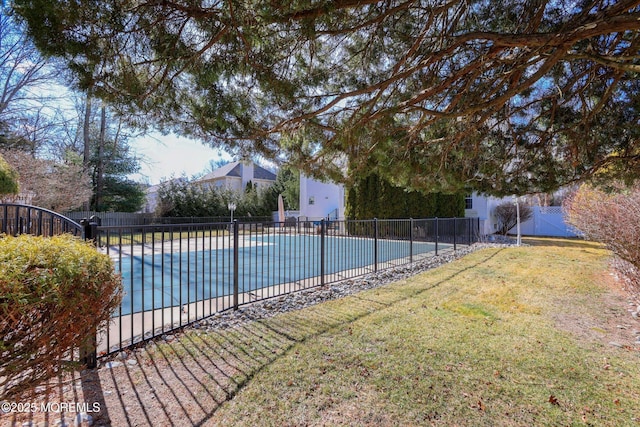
[{"left": 129, "top": 133, "right": 232, "bottom": 184}]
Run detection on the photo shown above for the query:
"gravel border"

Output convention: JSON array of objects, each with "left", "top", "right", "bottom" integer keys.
[
  {"left": 196, "top": 241, "right": 517, "bottom": 332},
  {"left": 106, "top": 239, "right": 518, "bottom": 361}
]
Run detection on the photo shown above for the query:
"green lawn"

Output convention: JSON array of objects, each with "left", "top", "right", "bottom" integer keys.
[{"left": 160, "top": 238, "right": 640, "bottom": 426}]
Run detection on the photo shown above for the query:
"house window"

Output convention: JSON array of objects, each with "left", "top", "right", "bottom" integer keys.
[
  {"left": 465, "top": 195, "right": 473, "bottom": 210},
  {"left": 309, "top": 196, "right": 315, "bottom": 205}
]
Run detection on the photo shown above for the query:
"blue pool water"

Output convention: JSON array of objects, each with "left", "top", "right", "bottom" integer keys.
[{"left": 115, "top": 234, "right": 442, "bottom": 315}]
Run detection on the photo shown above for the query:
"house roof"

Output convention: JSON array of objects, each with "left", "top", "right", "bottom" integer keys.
[
  {"left": 198, "top": 161, "right": 276, "bottom": 182},
  {"left": 253, "top": 164, "right": 277, "bottom": 181}
]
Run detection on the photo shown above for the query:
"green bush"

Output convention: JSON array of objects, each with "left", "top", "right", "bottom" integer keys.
[
  {"left": 0, "top": 234, "right": 122, "bottom": 400},
  {"left": 0, "top": 153, "right": 19, "bottom": 196}
]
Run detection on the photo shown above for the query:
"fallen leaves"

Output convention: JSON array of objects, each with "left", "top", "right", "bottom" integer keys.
[{"left": 462, "top": 392, "right": 486, "bottom": 412}]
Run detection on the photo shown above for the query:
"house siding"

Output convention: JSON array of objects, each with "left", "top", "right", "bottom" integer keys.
[{"left": 299, "top": 175, "right": 345, "bottom": 220}]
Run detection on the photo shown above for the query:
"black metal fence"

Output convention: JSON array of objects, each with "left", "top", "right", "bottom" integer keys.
[
  {"left": 65, "top": 210, "right": 272, "bottom": 227},
  {"left": 94, "top": 217, "right": 479, "bottom": 357},
  {"left": 0, "top": 204, "right": 480, "bottom": 363},
  {"left": 0, "top": 203, "right": 83, "bottom": 237}
]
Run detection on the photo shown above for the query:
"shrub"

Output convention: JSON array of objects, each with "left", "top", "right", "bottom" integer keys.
[
  {"left": 493, "top": 201, "right": 533, "bottom": 235},
  {"left": 0, "top": 234, "right": 122, "bottom": 400},
  {"left": 564, "top": 183, "right": 640, "bottom": 297},
  {"left": 0, "top": 153, "right": 19, "bottom": 196},
  {"left": 157, "top": 176, "right": 277, "bottom": 218}
]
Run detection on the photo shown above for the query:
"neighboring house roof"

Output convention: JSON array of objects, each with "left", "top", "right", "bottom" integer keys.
[
  {"left": 253, "top": 164, "right": 277, "bottom": 181},
  {"left": 200, "top": 162, "right": 242, "bottom": 180},
  {"left": 198, "top": 161, "right": 276, "bottom": 183}
]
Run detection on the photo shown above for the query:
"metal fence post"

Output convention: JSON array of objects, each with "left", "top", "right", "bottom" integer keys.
[
  {"left": 320, "top": 219, "right": 326, "bottom": 286},
  {"left": 435, "top": 217, "right": 439, "bottom": 256},
  {"left": 233, "top": 219, "right": 239, "bottom": 310},
  {"left": 374, "top": 218, "right": 378, "bottom": 272},
  {"left": 453, "top": 217, "right": 457, "bottom": 251},
  {"left": 472, "top": 217, "right": 477, "bottom": 244},
  {"left": 90, "top": 215, "right": 100, "bottom": 245},
  {"left": 409, "top": 218, "right": 414, "bottom": 263},
  {"left": 80, "top": 218, "right": 89, "bottom": 241},
  {"left": 80, "top": 215, "right": 101, "bottom": 245},
  {"left": 14, "top": 208, "right": 20, "bottom": 235},
  {"left": 79, "top": 216, "right": 100, "bottom": 369},
  {"left": 1, "top": 204, "right": 7, "bottom": 234}
]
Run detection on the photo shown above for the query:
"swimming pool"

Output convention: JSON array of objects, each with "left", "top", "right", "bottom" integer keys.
[{"left": 114, "top": 233, "right": 446, "bottom": 315}]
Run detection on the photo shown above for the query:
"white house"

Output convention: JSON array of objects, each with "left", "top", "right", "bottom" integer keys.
[
  {"left": 196, "top": 161, "right": 276, "bottom": 192},
  {"left": 463, "top": 193, "right": 504, "bottom": 235},
  {"left": 298, "top": 177, "right": 577, "bottom": 237},
  {"left": 298, "top": 174, "right": 345, "bottom": 221}
]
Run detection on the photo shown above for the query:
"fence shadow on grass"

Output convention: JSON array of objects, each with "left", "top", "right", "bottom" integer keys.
[{"left": 3, "top": 249, "right": 502, "bottom": 427}]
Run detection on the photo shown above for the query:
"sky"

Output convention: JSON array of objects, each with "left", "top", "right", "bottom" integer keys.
[{"left": 128, "top": 133, "right": 233, "bottom": 185}]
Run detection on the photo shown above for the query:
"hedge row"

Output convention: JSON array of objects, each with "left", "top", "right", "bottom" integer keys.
[{"left": 346, "top": 173, "right": 465, "bottom": 220}]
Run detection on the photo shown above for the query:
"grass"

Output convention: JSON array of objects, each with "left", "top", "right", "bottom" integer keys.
[
  {"left": 179, "top": 237, "right": 639, "bottom": 426},
  {"left": 16, "top": 237, "right": 640, "bottom": 427}
]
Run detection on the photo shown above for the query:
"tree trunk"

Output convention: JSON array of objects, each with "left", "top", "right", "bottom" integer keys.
[
  {"left": 94, "top": 104, "right": 106, "bottom": 210},
  {"left": 82, "top": 92, "right": 92, "bottom": 167}
]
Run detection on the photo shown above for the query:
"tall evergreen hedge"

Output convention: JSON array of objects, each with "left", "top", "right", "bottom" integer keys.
[{"left": 346, "top": 173, "right": 465, "bottom": 219}]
